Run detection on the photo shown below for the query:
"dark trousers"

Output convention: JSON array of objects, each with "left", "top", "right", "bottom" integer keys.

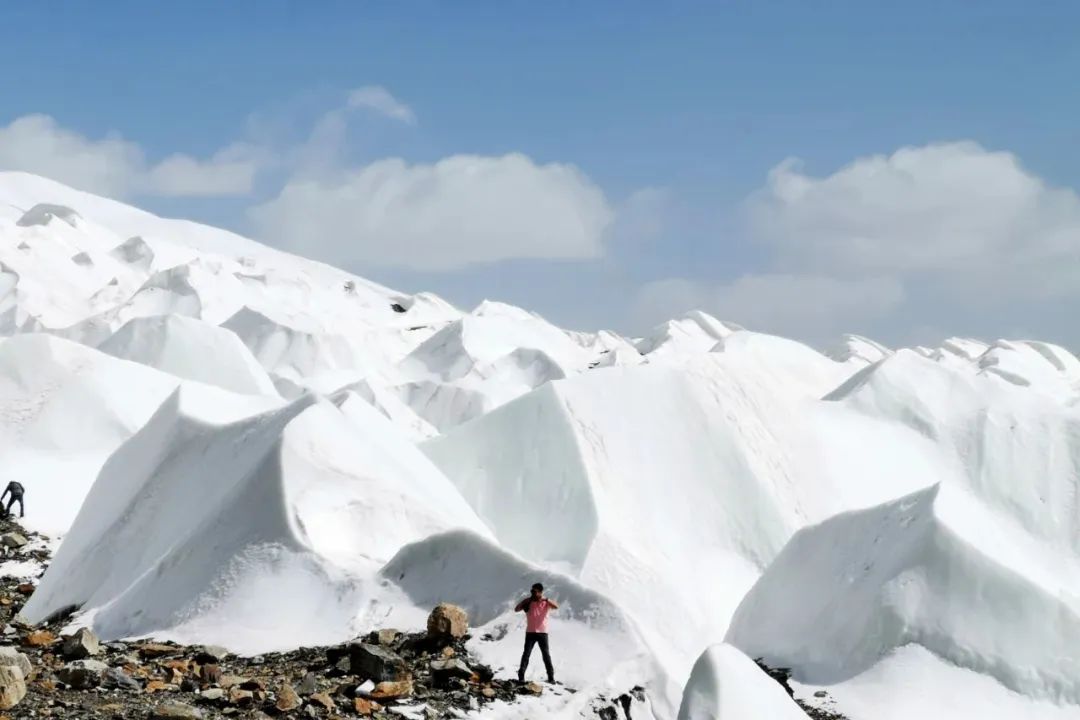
[
  {"left": 519, "top": 632, "right": 554, "bottom": 681},
  {"left": 4, "top": 495, "right": 21, "bottom": 518}
]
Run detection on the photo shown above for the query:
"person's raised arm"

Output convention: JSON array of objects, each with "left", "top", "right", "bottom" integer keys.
[
  {"left": 514, "top": 596, "right": 530, "bottom": 612},
  {"left": 545, "top": 597, "right": 559, "bottom": 610}
]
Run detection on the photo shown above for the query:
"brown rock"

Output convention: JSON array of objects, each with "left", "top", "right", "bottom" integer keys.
[
  {"left": 354, "top": 697, "right": 376, "bottom": 716},
  {"left": 309, "top": 692, "right": 337, "bottom": 710},
  {"left": 525, "top": 681, "right": 543, "bottom": 695},
  {"left": 163, "top": 659, "right": 190, "bottom": 673},
  {"left": 23, "top": 630, "right": 55, "bottom": 647},
  {"left": 369, "top": 679, "right": 413, "bottom": 700},
  {"left": 149, "top": 701, "right": 205, "bottom": 719},
  {"left": 138, "top": 643, "right": 176, "bottom": 658},
  {"left": 426, "top": 603, "right": 468, "bottom": 641},
  {"left": 239, "top": 677, "right": 265, "bottom": 691},
  {"left": 145, "top": 680, "right": 173, "bottom": 694},
  {"left": 218, "top": 674, "right": 246, "bottom": 689},
  {"left": 168, "top": 667, "right": 184, "bottom": 685},
  {"left": 15, "top": 585, "right": 33, "bottom": 596},
  {"left": 275, "top": 683, "right": 301, "bottom": 712},
  {"left": 0, "top": 598, "right": 11, "bottom": 607}
]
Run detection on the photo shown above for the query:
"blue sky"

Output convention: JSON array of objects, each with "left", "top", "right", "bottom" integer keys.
[{"left": 2, "top": 2, "right": 1079, "bottom": 347}]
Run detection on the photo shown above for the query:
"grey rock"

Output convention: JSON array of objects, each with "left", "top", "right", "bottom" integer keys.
[
  {"left": 102, "top": 667, "right": 141, "bottom": 691},
  {"left": 57, "top": 658, "right": 109, "bottom": 689},
  {"left": 0, "top": 646, "right": 32, "bottom": 679},
  {"left": 814, "top": 690, "right": 828, "bottom": 698},
  {"left": 195, "top": 645, "right": 229, "bottom": 663},
  {"left": 427, "top": 603, "right": 469, "bottom": 641},
  {"left": 0, "top": 533, "right": 27, "bottom": 549},
  {"left": 62, "top": 627, "right": 101, "bottom": 659},
  {"left": 199, "top": 688, "right": 225, "bottom": 702},
  {"left": 149, "top": 701, "right": 205, "bottom": 719},
  {"left": 349, "top": 642, "right": 407, "bottom": 682}
]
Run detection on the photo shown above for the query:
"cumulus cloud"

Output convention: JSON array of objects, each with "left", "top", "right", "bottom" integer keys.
[
  {"left": 347, "top": 86, "right": 417, "bottom": 125},
  {"left": 751, "top": 141, "right": 1080, "bottom": 298},
  {"left": 249, "top": 153, "right": 613, "bottom": 271},
  {"left": 0, "top": 114, "right": 259, "bottom": 198}
]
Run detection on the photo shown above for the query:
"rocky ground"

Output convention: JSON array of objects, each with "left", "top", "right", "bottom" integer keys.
[
  {"left": 0, "top": 515, "right": 655, "bottom": 720},
  {"left": 754, "top": 659, "right": 851, "bottom": 720}
]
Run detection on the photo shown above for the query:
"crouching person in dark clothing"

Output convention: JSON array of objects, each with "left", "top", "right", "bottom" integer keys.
[
  {"left": 1, "top": 481, "right": 23, "bottom": 518},
  {"left": 515, "top": 582, "right": 558, "bottom": 683}
]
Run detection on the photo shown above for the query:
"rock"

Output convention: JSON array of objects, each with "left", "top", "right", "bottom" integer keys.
[
  {"left": 23, "top": 630, "right": 55, "bottom": 647},
  {"left": 102, "top": 667, "right": 141, "bottom": 691},
  {"left": 228, "top": 687, "right": 253, "bottom": 706},
  {"left": 430, "top": 659, "right": 473, "bottom": 685},
  {"left": 309, "top": 692, "right": 336, "bottom": 710},
  {"left": 0, "top": 534, "right": 27, "bottom": 550},
  {"left": 354, "top": 697, "right": 376, "bottom": 716},
  {"left": 198, "top": 688, "right": 224, "bottom": 702},
  {"left": 524, "top": 681, "right": 543, "bottom": 696},
  {"left": 145, "top": 680, "right": 176, "bottom": 693},
  {"left": 239, "top": 677, "right": 265, "bottom": 691},
  {"left": 15, "top": 584, "right": 33, "bottom": 596},
  {"left": 0, "top": 647, "right": 31, "bottom": 679},
  {"left": 349, "top": 643, "right": 407, "bottom": 682},
  {"left": 0, "top": 665, "right": 25, "bottom": 710},
  {"left": 276, "top": 683, "right": 302, "bottom": 711},
  {"left": 376, "top": 629, "right": 399, "bottom": 646},
  {"left": 369, "top": 679, "right": 413, "bottom": 700},
  {"left": 181, "top": 677, "right": 198, "bottom": 692},
  {"left": 298, "top": 671, "right": 317, "bottom": 695},
  {"left": 163, "top": 659, "right": 190, "bottom": 673},
  {"left": 61, "top": 628, "right": 100, "bottom": 659},
  {"left": 481, "top": 686, "right": 496, "bottom": 699},
  {"left": 440, "top": 646, "right": 456, "bottom": 658},
  {"left": 149, "top": 701, "right": 205, "bottom": 719},
  {"left": 57, "top": 658, "right": 108, "bottom": 689},
  {"left": 814, "top": 690, "right": 828, "bottom": 698},
  {"left": 138, "top": 643, "right": 176, "bottom": 658},
  {"left": 199, "top": 664, "right": 221, "bottom": 685},
  {"left": 218, "top": 674, "right": 246, "bottom": 689},
  {"left": 355, "top": 679, "right": 375, "bottom": 696},
  {"left": 426, "top": 604, "right": 468, "bottom": 641}
]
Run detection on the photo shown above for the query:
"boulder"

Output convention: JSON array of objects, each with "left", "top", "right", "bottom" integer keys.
[
  {"left": 354, "top": 697, "right": 377, "bottom": 716},
  {"left": 199, "top": 688, "right": 224, "bottom": 702},
  {"left": 0, "top": 646, "right": 31, "bottom": 679},
  {"left": 426, "top": 604, "right": 468, "bottom": 641},
  {"left": 57, "top": 659, "right": 109, "bottom": 689},
  {"left": 376, "top": 628, "right": 399, "bottom": 646},
  {"left": 23, "top": 630, "right": 55, "bottom": 647},
  {"left": 199, "top": 664, "right": 221, "bottom": 685},
  {"left": 0, "top": 533, "right": 27, "bottom": 550},
  {"left": 228, "top": 687, "right": 253, "bottom": 706},
  {"left": 349, "top": 643, "right": 407, "bottom": 682},
  {"left": 150, "top": 701, "right": 205, "bottom": 719},
  {"left": 62, "top": 627, "right": 101, "bottom": 659},
  {"left": 298, "top": 671, "right": 317, "bottom": 695},
  {"left": 0, "top": 665, "right": 25, "bottom": 710},
  {"left": 195, "top": 645, "right": 229, "bottom": 663},
  {"left": 310, "top": 692, "right": 337, "bottom": 710}
]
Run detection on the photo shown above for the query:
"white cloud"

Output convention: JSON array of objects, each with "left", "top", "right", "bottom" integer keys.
[
  {"left": 250, "top": 153, "right": 613, "bottom": 271},
  {"left": 0, "top": 114, "right": 259, "bottom": 198},
  {"left": 633, "top": 274, "right": 904, "bottom": 344},
  {"left": 751, "top": 141, "right": 1080, "bottom": 298},
  {"left": 347, "top": 86, "right": 417, "bottom": 126}
]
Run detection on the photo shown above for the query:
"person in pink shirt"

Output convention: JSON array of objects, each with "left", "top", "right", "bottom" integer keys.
[{"left": 514, "top": 582, "right": 559, "bottom": 683}]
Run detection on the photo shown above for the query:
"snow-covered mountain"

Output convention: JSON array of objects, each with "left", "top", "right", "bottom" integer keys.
[{"left": 2, "top": 170, "right": 1080, "bottom": 719}]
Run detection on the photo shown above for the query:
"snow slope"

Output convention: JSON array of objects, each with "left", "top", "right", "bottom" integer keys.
[{"left": 4, "top": 172, "right": 1080, "bottom": 719}]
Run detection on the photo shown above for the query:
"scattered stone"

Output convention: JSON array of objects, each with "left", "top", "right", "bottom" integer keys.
[
  {"left": 145, "top": 680, "right": 176, "bottom": 694},
  {"left": 298, "top": 671, "right": 317, "bottom": 695},
  {"left": 815, "top": 690, "right": 828, "bottom": 698},
  {"left": 23, "top": 630, "right": 55, "bottom": 648},
  {"left": 369, "top": 679, "right": 413, "bottom": 700},
  {"left": 239, "top": 677, "right": 265, "bottom": 691},
  {"left": 426, "top": 604, "right": 468, "bottom": 641},
  {"left": 198, "top": 688, "right": 224, "bottom": 702},
  {"left": 355, "top": 679, "right": 375, "bottom": 696},
  {"left": 0, "top": 665, "right": 25, "bottom": 710},
  {"left": 481, "top": 686, "right": 496, "bottom": 699},
  {"left": 194, "top": 646, "right": 229, "bottom": 664},
  {"left": 15, "top": 585, "right": 33, "bottom": 596},
  {"left": 0, "top": 535, "right": 27, "bottom": 550},
  {"left": 61, "top": 628, "right": 100, "bottom": 659},
  {"left": 309, "top": 691, "right": 336, "bottom": 710},
  {"left": 524, "top": 681, "right": 543, "bottom": 696},
  {"left": 354, "top": 697, "right": 376, "bottom": 715},
  {"left": 0, "top": 647, "right": 31, "bottom": 679},
  {"left": 149, "top": 701, "right": 205, "bottom": 719},
  {"left": 57, "top": 658, "right": 108, "bottom": 689},
  {"left": 276, "top": 682, "right": 302, "bottom": 711},
  {"left": 349, "top": 643, "right": 407, "bottom": 682},
  {"left": 376, "top": 629, "right": 399, "bottom": 646}
]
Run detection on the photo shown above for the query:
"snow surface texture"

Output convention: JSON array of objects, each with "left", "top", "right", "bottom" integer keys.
[{"left": 3, "top": 171, "right": 1080, "bottom": 718}]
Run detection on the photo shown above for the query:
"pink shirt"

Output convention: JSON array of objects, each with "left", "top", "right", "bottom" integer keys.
[{"left": 526, "top": 598, "right": 551, "bottom": 633}]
